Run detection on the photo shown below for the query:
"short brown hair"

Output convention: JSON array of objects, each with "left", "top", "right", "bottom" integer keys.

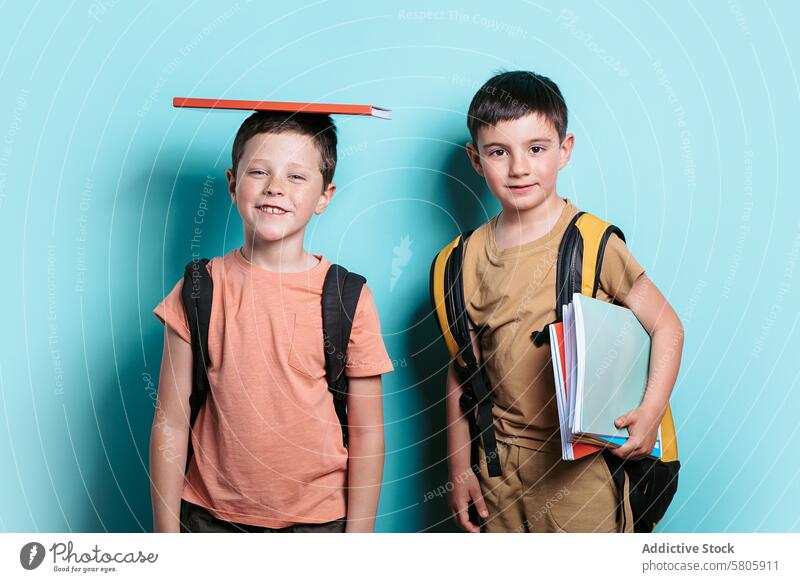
[
  {"left": 231, "top": 111, "right": 337, "bottom": 186},
  {"left": 467, "top": 70, "right": 567, "bottom": 144}
]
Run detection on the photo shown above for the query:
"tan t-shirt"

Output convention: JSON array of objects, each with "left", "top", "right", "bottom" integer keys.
[
  {"left": 153, "top": 248, "right": 393, "bottom": 528},
  {"left": 463, "top": 197, "right": 646, "bottom": 452}
]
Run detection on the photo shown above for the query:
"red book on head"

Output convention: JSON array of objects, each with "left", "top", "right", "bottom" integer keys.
[{"left": 173, "top": 97, "right": 391, "bottom": 119}]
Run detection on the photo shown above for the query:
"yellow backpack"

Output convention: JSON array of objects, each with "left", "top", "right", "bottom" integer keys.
[{"left": 429, "top": 211, "right": 680, "bottom": 532}]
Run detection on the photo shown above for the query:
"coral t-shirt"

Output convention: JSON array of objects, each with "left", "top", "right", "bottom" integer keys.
[{"left": 153, "top": 248, "right": 393, "bottom": 528}]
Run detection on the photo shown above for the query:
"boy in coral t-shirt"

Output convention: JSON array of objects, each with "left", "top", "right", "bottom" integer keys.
[{"left": 151, "top": 111, "right": 393, "bottom": 533}]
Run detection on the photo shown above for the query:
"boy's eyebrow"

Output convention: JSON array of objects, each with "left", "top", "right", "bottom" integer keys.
[
  {"left": 247, "top": 158, "right": 314, "bottom": 170},
  {"left": 481, "top": 142, "right": 509, "bottom": 150},
  {"left": 481, "top": 136, "right": 554, "bottom": 150}
]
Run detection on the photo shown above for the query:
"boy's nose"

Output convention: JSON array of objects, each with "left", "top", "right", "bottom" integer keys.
[
  {"left": 264, "top": 179, "right": 285, "bottom": 196},
  {"left": 509, "top": 156, "right": 532, "bottom": 177}
]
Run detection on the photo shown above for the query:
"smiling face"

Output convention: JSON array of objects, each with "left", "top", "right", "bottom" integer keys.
[
  {"left": 466, "top": 112, "right": 574, "bottom": 213},
  {"left": 226, "top": 131, "right": 335, "bottom": 246}
]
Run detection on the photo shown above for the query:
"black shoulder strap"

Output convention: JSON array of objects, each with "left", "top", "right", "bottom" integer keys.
[
  {"left": 322, "top": 264, "right": 366, "bottom": 448},
  {"left": 443, "top": 231, "right": 502, "bottom": 478},
  {"left": 555, "top": 211, "right": 585, "bottom": 312},
  {"left": 532, "top": 212, "right": 625, "bottom": 346},
  {"left": 181, "top": 258, "right": 213, "bottom": 474}
]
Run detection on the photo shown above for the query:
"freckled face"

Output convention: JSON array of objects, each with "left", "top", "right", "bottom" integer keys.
[{"left": 227, "top": 131, "right": 333, "bottom": 243}]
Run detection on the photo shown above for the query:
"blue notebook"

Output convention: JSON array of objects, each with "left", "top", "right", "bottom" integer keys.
[{"left": 567, "top": 293, "right": 655, "bottom": 444}]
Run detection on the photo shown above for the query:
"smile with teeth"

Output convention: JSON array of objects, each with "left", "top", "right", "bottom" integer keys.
[{"left": 257, "top": 205, "right": 288, "bottom": 215}]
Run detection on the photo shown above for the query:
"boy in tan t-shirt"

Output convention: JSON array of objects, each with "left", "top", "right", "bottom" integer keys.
[
  {"left": 445, "top": 71, "right": 684, "bottom": 533},
  {"left": 150, "top": 111, "right": 393, "bottom": 533}
]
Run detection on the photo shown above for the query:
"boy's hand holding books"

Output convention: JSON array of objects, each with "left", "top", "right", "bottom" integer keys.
[{"left": 611, "top": 402, "right": 663, "bottom": 461}]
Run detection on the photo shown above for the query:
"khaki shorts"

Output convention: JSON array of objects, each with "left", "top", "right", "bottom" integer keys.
[
  {"left": 476, "top": 440, "right": 633, "bottom": 533},
  {"left": 179, "top": 499, "right": 346, "bottom": 533}
]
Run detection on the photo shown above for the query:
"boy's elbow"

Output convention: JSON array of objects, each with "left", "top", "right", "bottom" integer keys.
[
  {"left": 672, "top": 312, "right": 685, "bottom": 343},
  {"left": 347, "top": 424, "right": 385, "bottom": 449},
  {"left": 658, "top": 314, "right": 685, "bottom": 352},
  {"left": 653, "top": 304, "right": 684, "bottom": 343}
]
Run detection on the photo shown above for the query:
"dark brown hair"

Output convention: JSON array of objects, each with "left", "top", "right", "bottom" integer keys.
[
  {"left": 231, "top": 111, "right": 337, "bottom": 186},
  {"left": 467, "top": 70, "right": 567, "bottom": 144}
]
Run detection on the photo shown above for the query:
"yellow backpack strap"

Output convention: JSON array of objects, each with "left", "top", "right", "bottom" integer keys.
[
  {"left": 573, "top": 212, "right": 625, "bottom": 298},
  {"left": 429, "top": 231, "right": 503, "bottom": 477},
  {"left": 660, "top": 404, "right": 679, "bottom": 462},
  {"left": 430, "top": 234, "right": 465, "bottom": 366}
]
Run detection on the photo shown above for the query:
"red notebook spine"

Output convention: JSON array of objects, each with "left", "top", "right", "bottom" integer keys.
[{"left": 173, "top": 97, "right": 387, "bottom": 117}]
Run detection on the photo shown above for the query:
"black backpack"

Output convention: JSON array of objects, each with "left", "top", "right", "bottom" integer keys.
[{"left": 180, "top": 258, "right": 366, "bottom": 474}]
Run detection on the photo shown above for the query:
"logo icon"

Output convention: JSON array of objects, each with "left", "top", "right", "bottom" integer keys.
[
  {"left": 391, "top": 234, "right": 413, "bottom": 291},
  {"left": 20, "top": 542, "right": 46, "bottom": 570}
]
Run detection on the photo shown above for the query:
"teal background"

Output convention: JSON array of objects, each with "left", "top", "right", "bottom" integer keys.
[{"left": 1, "top": 0, "right": 798, "bottom": 532}]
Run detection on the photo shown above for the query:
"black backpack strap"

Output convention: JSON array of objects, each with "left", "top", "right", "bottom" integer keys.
[
  {"left": 444, "top": 233, "right": 502, "bottom": 478},
  {"left": 531, "top": 212, "right": 626, "bottom": 346},
  {"left": 181, "top": 258, "right": 213, "bottom": 474},
  {"left": 531, "top": 212, "right": 585, "bottom": 347},
  {"left": 322, "top": 264, "right": 366, "bottom": 448},
  {"left": 602, "top": 449, "right": 628, "bottom": 533}
]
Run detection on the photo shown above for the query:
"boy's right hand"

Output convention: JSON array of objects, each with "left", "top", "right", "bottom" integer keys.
[{"left": 449, "top": 470, "right": 489, "bottom": 533}]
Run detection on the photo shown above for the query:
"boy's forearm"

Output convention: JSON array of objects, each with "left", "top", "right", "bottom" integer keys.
[
  {"left": 446, "top": 363, "right": 473, "bottom": 475},
  {"left": 640, "top": 322, "right": 685, "bottom": 415},
  {"left": 345, "top": 427, "right": 384, "bottom": 532},
  {"left": 149, "top": 414, "right": 189, "bottom": 533}
]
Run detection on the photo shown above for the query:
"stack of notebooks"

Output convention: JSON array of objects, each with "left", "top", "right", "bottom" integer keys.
[{"left": 549, "top": 293, "right": 661, "bottom": 461}]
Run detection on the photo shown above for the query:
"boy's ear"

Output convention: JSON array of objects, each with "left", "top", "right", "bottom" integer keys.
[
  {"left": 314, "top": 182, "right": 336, "bottom": 215},
  {"left": 465, "top": 141, "right": 485, "bottom": 176},
  {"left": 558, "top": 133, "right": 575, "bottom": 171},
  {"left": 226, "top": 168, "right": 237, "bottom": 203}
]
